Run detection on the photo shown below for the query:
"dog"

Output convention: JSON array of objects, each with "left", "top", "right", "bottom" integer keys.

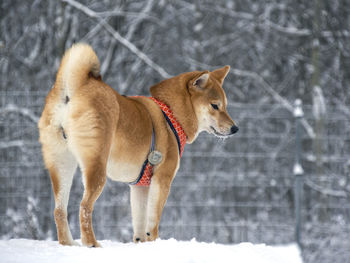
[{"left": 38, "top": 43, "right": 238, "bottom": 247}]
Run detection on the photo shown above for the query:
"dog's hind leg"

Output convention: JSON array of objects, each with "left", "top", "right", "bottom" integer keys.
[
  {"left": 68, "top": 110, "right": 114, "bottom": 247},
  {"left": 130, "top": 185, "right": 149, "bottom": 242},
  {"left": 42, "top": 142, "right": 78, "bottom": 246},
  {"left": 78, "top": 158, "right": 107, "bottom": 247}
]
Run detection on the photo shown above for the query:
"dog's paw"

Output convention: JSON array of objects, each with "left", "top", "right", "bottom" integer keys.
[
  {"left": 146, "top": 231, "right": 158, "bottom": 242},
  {"left": 86, "top": 241, "right": 102, "bottom": 248},
  {"left": 133, "top": 236, "right": 146, "bottom": 243},
  {"left": 81, "top": 238, "right": 102, "bottom": 248}
]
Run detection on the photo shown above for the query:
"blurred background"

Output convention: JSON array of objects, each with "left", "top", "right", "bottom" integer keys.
[{"left": 1, "top": 0, "right": 349, "bottom": 262}]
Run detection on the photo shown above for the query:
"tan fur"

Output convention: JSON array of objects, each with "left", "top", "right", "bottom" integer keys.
[{"left": 38, "top": 43, "right": 237, "bottom": 246}]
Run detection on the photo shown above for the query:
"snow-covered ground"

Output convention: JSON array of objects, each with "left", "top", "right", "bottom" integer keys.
[{"left": 0, "top": 239, "right": 302, "bottom": 263}]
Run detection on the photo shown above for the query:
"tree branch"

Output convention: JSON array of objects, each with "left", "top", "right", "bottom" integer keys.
[
  {"left": 0, "top": 140, "right": 25, "bottom": 149},
  {"left": 0, "top": 104, "right": 39, "bottom": 123},
  {"left": 305, "top": 179, "right": 347, "bottom": 198},
  {"left": 62, "top": 0, "right": 172, "bottom": 79},
  {"left": 201, "top": 5, "right": 311, "bottom": 37},
  {"left": 101, "top": 0, "right": 155, "bottom": 76},
  {"left": 262, "top": 19, "right": 311, "bottom": 36},
  {"left": 231, "top": 68, "right": 316, "bottom": 139}
]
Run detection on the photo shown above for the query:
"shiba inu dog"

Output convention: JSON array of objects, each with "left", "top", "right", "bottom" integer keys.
[{"left": 38, "top": 43, "right": 238, "bottom": 247}]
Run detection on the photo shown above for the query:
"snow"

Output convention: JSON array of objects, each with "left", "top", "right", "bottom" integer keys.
[
  {"left": 293, "top": 163, "right": 304, "bottom": 176},
  {"left": 293, "top": 99, "right": 304, "bottom": 118},
  {"left": 312, "top": 85, "right": 326, "bottom": 120},
  {"left": 0, "top": 239, "right": 303, "bottom": 263}
]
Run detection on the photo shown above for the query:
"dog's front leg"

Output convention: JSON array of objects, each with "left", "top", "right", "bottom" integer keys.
[
  {"left": 130, "top": 185, "right": 149, "bottom": 242},
  {"left": 146, "top": 175, "right": 173, "bottom": 241}
]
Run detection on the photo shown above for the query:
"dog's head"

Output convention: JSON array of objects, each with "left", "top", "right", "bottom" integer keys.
[{"left": 188, "top": 66, "right": 238, "bottom": 138}]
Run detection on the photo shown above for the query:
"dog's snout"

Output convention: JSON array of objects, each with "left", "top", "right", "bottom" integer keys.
[{"left": 230, "top": 125, "right": 239, "bottom": 134}]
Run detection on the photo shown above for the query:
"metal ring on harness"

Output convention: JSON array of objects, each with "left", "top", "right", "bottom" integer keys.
[{"left": 148, "top": 150, "right": 162, "bottom": 165}]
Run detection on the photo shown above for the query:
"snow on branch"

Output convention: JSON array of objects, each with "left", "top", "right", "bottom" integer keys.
[
  {"left": 102, "top": 23, "right": 171, "bottom": 79},
  {"left": 263, "top": 19, "right": 311, "bottom": 36},
  {"left": 63, "top": 0, "right": 159, "bottom": 23},
  {"left": 62, "top": 0, "right": 172, "bottom": 79},
  {"left": 0, "top": 140, "right": 26, "bottom": 149},
  {"left": 101, "top": 0, "right": 155, "bottom": 76},
  {"left": 334, "top": 98, "right": 350, "bottom": 119},
  {"left": 81, "top": 18, "right": 106, "bottom": 41},
  {"left": 124, "top": 0, "right": 155, "bottom": 41},
  {"left": 0, "top": 104, "right": 39, "bottom": 123},
  {"left": 231, "top": 68, "right": 316, "bottom": 139},
  {"left": 202, "top": 5, "right": 254, "bottom": 20},
  {"left": 85, "top": 10, "right": 158, "bottom": 23},
  {"left": 202, "top": 5, "right": 311, "bottom": 37},
  {"left": 232, "top": 69, "right": 292, "bottom": 112},
  {"left": 305, "top": 179, "right": 347, "bottom": 198}
]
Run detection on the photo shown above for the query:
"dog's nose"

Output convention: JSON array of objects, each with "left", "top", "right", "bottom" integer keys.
[{"left": 230, "top": 125, "right": 239, "bottom": 134}]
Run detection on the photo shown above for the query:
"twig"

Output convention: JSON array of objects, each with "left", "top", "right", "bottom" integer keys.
[
  {"left": 101, "top": 0, "right": 155, "bottom": 76},
  {"left": 305, "top": 179, "right": 347, "bottom": 198},
  {"left": 334, "top": 98, "right": 350, "bottom": 119},
  {"left": 0, "top": 140, "right": 25, "bottom": 149},
  {"left": 88, "top": 10, "right": 158, "bottom": 23},
  {"left": 0, "top": 104, "right": 39, "bottom": 123},
  {"left": 262, "top": 19, "right": 311, "bottom": 36},
  {"left": 202, "top": 5, "right": 311, "bottom": 37},
  {"left": 81, "top": 18, "right": 107, "bottom": 41},
  {"left": 62, "top": 0, "right": 172, "bottom": 79},
  {"left": 231, "top": 68, "right": 316, "bottom": 139}
]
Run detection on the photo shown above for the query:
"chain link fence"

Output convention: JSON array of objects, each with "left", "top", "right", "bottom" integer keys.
[{"left": 1, "top": 90, "right": 349, "bottom": 263}]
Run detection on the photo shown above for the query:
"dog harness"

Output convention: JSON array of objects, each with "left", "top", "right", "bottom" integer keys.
[{"left": 129, "top": 97, "right": 187, "bottom": 186}]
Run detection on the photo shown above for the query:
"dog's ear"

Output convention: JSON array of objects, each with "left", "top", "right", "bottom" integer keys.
[
  {"left": 189, "top": 71, "right": 209, "bottom": 92},
  {"left": 211, "top": 65, "right": 230, "bottom": 84}
]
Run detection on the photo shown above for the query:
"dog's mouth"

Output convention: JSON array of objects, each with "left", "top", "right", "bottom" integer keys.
[{"left": 210, "top": 126, "right": 231, "bottom": 138}]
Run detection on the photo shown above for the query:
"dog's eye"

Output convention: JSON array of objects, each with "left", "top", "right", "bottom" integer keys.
[{"left": 211, "top": 104, "right": 219, "bottom": 110}]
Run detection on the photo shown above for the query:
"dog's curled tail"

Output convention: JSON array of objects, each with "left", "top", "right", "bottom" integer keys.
[{"left": 56, "top": 43, "right": 100, "bottom": 97}]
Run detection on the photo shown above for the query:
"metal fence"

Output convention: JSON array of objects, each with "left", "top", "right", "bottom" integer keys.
[{"left": 0, "top": 90, "right": 349, "bottom": 263}]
